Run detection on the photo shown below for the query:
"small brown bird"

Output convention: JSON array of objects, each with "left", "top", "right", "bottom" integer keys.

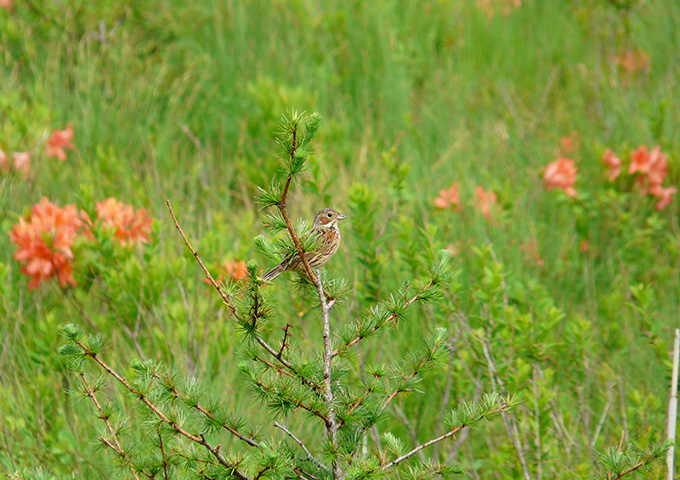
[{"left": 263, "top": 208, "right": 347, "bottom": 281}]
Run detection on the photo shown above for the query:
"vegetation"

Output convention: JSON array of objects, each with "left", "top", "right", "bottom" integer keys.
[{"left": 1, "top": 0, "right": 679, "bottom": 479}]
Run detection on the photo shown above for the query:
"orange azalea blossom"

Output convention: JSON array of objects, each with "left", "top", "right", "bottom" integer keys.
[
  {"left": 0, "top": 149, "right": 8, "bottom": 172},
  {"left": 629, "top": 146, "right": 666, "bottom": 177},
  {"left": 13, "top": 152, "right": 31, "bottom": 177},
  {"left": 47, "top": 123, "right": 75, "bottom": 161},
  {"left": 434, "top": 182, "right": 461, "bottom": 210},
  {"left": 95, "top": 198, "right": 153, "bottom": 246},
  {"left": 9, "top": 198, "right": 88, "bottom": 289},
  {"left": 655, "top": 186, "right": 677, "bottom": 211},
  {"left": 0, "top": 0, "right": 11, "bottom": 9},
  {"left": 475, "top": 186, "right": 498, "bottom": 220},
  {"left": 629, "top": 146, "right": 670, "bottom": 195},
  {"left": 602, "top": 149, "right": 621, "bottom": 182},
  {"left": 559, "top": 132, "right": 579, "bottom": 155},
  {"left": 544, "top": 157, "right": 578, "bottom": 198},
  {"left": 203, "top": 260, "right": 248, "bottom": 286},
  {"left": 224, "top": 260, "right": 248, "bottom": 280}
]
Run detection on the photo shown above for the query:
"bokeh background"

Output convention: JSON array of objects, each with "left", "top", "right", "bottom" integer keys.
[{"left": 2, "top": 0, "right": 680, "bottom": 478}]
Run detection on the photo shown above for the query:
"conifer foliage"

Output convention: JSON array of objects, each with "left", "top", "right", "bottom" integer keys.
[{"left": 58, "top": 112, "right": 517, "bottom": 479}]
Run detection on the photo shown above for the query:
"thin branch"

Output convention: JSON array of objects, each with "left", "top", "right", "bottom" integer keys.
[
  {"left": 609, "top": 452, "right": 667, "bottom": 480},
  {"left": 76, "top": 340, "right": 251, "bottom": 480},
  {"left": 254, "top": 466, "right": 272, "bottom": 480},
  {"left": 480, "top": 340, "right": 532, "bottom": 480},
  {"left": 152, "top": 372, "right": 261, "bottom": 448},
  {"left": 80, "top": 373, "right": 148, "bottom": 480},
  {"left": 166, "top": 200, "right": 238, "bottom": 317},
  {"left": 316, "top": 274, "right": 342, "bottom": 478},
  {"left": 254, "top": 337, "right": 323, "bottom": 393},
  {"left": 277, "top": 323, "right": 293, "bottom": 359},
  {"left": 345, "top": 375, "right": 380, "bottom": 418},
  {"left": 380, "top": 403, "right": 511, "bottom": 471},
  {"left": 275, "top": 129, "right": 319, "bottom": 287},
  {"left": 380, "top": 357, "right": 431, "bottom": 415},
  {"left": 274, "top": 421, "right": 330, "bottom": 472},
  {"left": 167, "top": 199, "right": 314, "bottom": 393},
  {"left": 248, "top": 375, "right": 328, "bottom": 423},
  {"left": 275, "top": 121, "right": 341, "bottom": 478},
  {"left": 158, "top": 431, "right": 170, "bottom": 480},
  {"left": 332, "top": 283, "right": 433, "bottom": 358}
]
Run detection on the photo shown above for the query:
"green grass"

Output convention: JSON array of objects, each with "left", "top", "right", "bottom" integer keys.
[{"left": 1, "top": 0, "right": 680, "bottom": 478}]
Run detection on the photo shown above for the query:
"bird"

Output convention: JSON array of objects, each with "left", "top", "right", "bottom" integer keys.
[{"left": 262, "top": 208, "right": 347, "bottom": 281}]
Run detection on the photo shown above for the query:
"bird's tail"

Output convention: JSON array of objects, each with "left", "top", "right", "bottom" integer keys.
[{"left": 263, "top": 264, "right": 285, "bottom": 281}]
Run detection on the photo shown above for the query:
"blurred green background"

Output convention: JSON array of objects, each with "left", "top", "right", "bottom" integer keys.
[{"left": 1, "top": 0, "right": 679, "bottom": 478}]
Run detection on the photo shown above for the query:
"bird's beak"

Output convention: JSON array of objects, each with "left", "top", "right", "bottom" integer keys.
[{"left": 337, "top": 213, "right": 348, "bottom": 220}]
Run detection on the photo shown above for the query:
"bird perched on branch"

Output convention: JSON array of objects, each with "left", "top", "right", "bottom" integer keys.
[{"left": 263, "top": 208, "right": 347, "bottom": 281}]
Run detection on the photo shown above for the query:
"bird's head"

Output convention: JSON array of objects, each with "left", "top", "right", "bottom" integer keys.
[{"left": 313, "top": 208, "right": 347, "bottom": 229}]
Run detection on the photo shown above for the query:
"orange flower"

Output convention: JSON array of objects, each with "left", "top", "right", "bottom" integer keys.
[
  {"left": 654, "top": 186, "right": 678, "bottom": 211},
  {"left": 434, "top": 183, "right": 460, "bottom": 210},
  {"left": 602, "top": 149, "right": 621, "bottom": 182},
  {"left": 203, "top": 259, "right": 248, "bottom": 286},
  {"left": 9, "top": 198, "right": 87, "bottom": 289},
  {"left": 475, "top": 186, "right": 497, "bottom": 219},
  {"left": 646, "top": 147, "right": 667, "bottom": 188},
  {"left": 544, "top": 157, "right": 578, "bottom": 197},
  {"left": 629, "top": 146, "right": 652, "bottom": 175},
  {"left": 629, "top": 146, "right": 669, "bottom": 195},
  {"left": 46, "top": 122, "right": 75, "bottom": 161},
  {"left": 0, "top": 149, "right": 8, "bottom": 172},
  {"left": 0, "top": 0, "right": 12, "bottom": 9},
  {"left": 13, "top": 152, "right": 30, "bottom": 177},
  {"left": 95, "top": 198, "right": 153, "bottom": 246},
  {"left": 223, "top": 260, "right": 248, "bottom": 281},
  {"left": 560, "top": 132, "right": 579, "bottom": 155}
]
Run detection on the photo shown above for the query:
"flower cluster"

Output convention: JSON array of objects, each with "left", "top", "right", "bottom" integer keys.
[
  {"left": 1, "top": 123, "right": 77, "bottom": 178},
  {"left": 544, "top": 157, "right": 578, "bottom": 198},
  {"left": 95, "top": 198, "right": 153, "bottom": 246},
  {"left": 543, "top": 144, "right": 676, "bottom": 211},
  {"left": 10, "top": 197, "right": 154, "bottom": 289},
  {"left": 434, "top": 183, "right": 498, "bottom": 219},
  {"left": 0, "top": 150, "right": 31, "bottom": 178},
  {"left": 623, "top": 146, "right": 676, "bottom": 210},
  {"left": 9, "top": 198, "right": 88, "bottom": 289},
  {"left": 46, "top": 123, "right": 75, "bottom": 161}
]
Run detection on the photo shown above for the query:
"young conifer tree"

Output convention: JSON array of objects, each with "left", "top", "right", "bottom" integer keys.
[
  {"left": 55, "top": 111, "right": 673, "bottom": 480},
  {"left": 58, "top": 111, "right": 515, "bottom": 479}
]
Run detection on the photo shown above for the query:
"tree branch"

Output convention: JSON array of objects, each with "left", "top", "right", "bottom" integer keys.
[
  {"left": 274, "top": 120, "right": 342, "bottom": 478},
  {"left": 151, "top": 371, "right": 261, "bottom": 448},
  {"left": 80, "top": 373, "right": 149, "bottom": 480},
  {"left": 274, "top": 421, "right": 329, "bottom": 472},
  {"left": 380, "top": 403, "right": 511, "bottom": 471},
  {"left": 76, "top": 340, "right": 251, "bottom": 480},
  {"left": 332, "top": 283, "right": 433, "bottom": 358},
  {"left": 166, "top": 200, "right": 239, "bottom": 318}
]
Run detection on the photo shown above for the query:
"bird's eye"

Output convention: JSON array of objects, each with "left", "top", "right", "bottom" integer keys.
[{"left": 327, "top": 213, "right": 332, "bottom": 218}]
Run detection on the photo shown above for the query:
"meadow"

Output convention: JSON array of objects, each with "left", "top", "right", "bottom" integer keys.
[{"left": 1, "top": 0, "right": 680, "bottom": 478}]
